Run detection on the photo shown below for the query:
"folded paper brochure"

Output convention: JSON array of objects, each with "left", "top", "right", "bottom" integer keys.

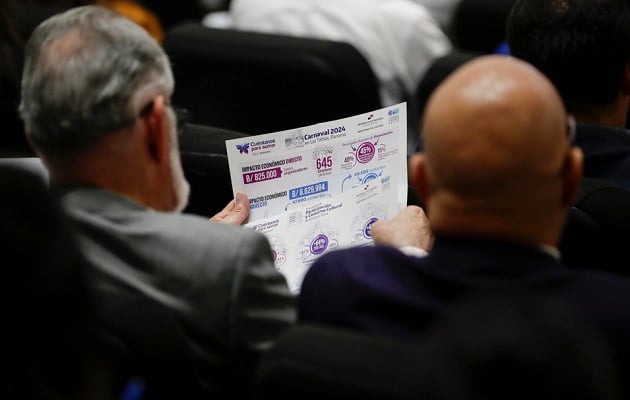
[{"left": 226, "top": 103, "right": 408, "bottom": 293}]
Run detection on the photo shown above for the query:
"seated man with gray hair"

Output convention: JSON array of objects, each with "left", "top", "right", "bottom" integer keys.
[{"left": 19, "top": 5, "right": 295, "bottom": 398}]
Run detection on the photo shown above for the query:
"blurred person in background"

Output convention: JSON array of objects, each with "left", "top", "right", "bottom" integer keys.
[{"left": 506, "top": 0, "right": 630, "bottom": 190}]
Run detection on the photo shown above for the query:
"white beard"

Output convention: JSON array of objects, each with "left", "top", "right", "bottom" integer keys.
[{"left": 170, "top": 142, "right": 190, "bottom": 213}]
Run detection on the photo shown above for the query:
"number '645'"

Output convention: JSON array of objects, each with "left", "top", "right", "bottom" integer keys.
[{"left": 316, "top": 156, "right": 333, "bottom": 169}]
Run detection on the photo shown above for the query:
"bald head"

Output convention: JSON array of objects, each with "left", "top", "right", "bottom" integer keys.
[{"left": 411, "top": 55, "right": 582, "bottom": 246}]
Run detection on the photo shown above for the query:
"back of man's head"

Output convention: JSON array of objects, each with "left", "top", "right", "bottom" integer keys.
[
  {"left": 505, "top": 0, "right": 630, "bottom": 114},
  {"left": 411, "top": 55, "right": 582, "bottom": 246},
  {"left": 19, "top": 5, "right": 174, "bottom": 152}
]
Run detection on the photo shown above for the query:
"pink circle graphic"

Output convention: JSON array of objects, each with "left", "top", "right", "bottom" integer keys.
[{"left": 356, "top": 142, "right": 375, "bottom": 164}]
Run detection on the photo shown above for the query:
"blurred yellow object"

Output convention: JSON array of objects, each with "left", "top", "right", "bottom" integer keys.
[{"left": 98, "top": 0, "right": 164, "bottom": 43}]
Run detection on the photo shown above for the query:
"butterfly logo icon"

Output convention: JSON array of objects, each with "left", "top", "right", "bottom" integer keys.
[{"left": 236, "top": 143, "right": 250, "bottom": 154}]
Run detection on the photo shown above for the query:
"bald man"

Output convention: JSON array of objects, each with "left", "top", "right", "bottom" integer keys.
[{"left": 298, "top": 56, "right": 630, "bottom": 387}]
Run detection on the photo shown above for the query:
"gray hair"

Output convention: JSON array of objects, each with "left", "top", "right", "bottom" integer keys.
[{"left": 19, "top": 5, "right": 174, "bottom": 151}]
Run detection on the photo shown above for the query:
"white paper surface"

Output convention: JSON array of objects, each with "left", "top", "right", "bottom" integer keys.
[{"left": 226, "top": 103, "right": 408, "bottom": 292}]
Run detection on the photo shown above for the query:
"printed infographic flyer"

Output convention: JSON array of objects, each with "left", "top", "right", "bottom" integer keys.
[{"left": 226, "top": 103, "right": 408, "bottom": 292}]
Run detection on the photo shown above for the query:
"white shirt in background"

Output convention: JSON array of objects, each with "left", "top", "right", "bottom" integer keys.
[
  {"left": 410, "top": 0, "right": 462, "bottom": 31},
  {"left": 204, "top": 0, "right": 452, "bottom": 107}
]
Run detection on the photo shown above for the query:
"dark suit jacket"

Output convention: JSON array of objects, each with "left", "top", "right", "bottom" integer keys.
[
  {"left": 298, "top": 237, "right": 630, "bottom": 394},
  {"left": 576, "top": 123, "right": 630, "bottom": 190}
]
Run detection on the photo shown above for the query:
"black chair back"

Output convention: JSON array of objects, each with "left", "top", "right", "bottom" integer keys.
[
  {"left": 253, "top": 324, "right": 425, "bottom": 399},
  {"left": 560, "top": 177, "right": 630, "bottom": 277},
  {"left": 163, "top": 23, "right": 382, "bottom": 135},
  {"left": 179, "top": 123, "right": 248, "bottom": 217}
]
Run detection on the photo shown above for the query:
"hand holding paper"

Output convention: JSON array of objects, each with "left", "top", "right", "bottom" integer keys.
[
  {"left": 209, "top": 192, "right": 250, "bottom": 225},
  {"left": 371, "top": 205, "right": 433, "bottom": 251}
]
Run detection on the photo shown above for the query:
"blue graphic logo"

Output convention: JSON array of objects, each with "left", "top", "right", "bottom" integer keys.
[{"left": 236, "top": 143, "right": 250, "bottom": 154}]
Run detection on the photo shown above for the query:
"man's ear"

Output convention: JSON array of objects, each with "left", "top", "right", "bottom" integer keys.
[
  {"left": 140, "top": 95, "right": 171, "bottom": 164},
  {"left": 409, "top": 153, "right": 429, "bottom": 205},
  {"left": 562, "top": 147, "right": 584, "bottom": 206}
]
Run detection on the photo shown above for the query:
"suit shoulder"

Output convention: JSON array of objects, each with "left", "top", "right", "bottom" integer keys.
[{"left": 303, "top": 245, "right": 412, "bottom": 285}]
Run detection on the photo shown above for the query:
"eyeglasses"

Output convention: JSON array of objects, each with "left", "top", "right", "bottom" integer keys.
[
  {"left": 139, "top": 99, "right": 191, "bottom": 136},
  {"left": 566, "top": 114, "right": 576, "bottom": 145}
]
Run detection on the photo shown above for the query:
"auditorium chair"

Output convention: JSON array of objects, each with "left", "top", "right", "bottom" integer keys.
[
  {"left": 162, "top": 22, "right": 382, "bottom": 135},
  {"left": 178, "top": 122, "right": 248, "bottom": 217},
  {"left": 252, "top": 324, "right": 426, "bottom": 399},
  {"left": 560, "top": 177, "right": 630, "bottom": 277},
  {"left": 450, "top": 0, "right": 517, "bottom": 54}
]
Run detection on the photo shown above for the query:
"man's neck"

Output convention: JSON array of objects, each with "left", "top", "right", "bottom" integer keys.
[{"left": 43, "top": 150, "right": 171, "bottom": 212}]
